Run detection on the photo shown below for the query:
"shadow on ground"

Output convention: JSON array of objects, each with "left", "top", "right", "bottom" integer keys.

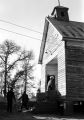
[{"left": 0, "top": 95, "right": 84, "bottom": 120}]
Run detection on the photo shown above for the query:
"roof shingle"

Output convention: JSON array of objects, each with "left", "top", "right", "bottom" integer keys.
[{"left": 48, "top": 17, "right": 84, "bottom": 39}]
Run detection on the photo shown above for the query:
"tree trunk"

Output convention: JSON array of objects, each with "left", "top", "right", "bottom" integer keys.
[
  {"left": 4, "top": 57, "right": 7, "bottom": 97},
  {"left": 24, "top": 66, "right": 27, "bottom": 93}
]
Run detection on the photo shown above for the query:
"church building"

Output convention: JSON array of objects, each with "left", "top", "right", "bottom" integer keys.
[{"left": 38, "top": 5, "right": 84, "bottom": 114}]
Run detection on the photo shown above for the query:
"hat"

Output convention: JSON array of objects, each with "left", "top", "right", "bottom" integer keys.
[{"left": 50, "top": 76, "right": 54, "bottom": 79}]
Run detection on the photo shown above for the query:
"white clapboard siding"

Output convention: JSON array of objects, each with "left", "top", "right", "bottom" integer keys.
[
  {"left": 41, "top": 22, "right": 66, "bottom": 94},
  {"left": 41, "top": 64, "right": 46, "bottom": 92},
  {"left": 43, "top": 22, "right": 62, "bottom": 63},
  {"left": 58, "top": 42, "right": 66, "bottom": 96}
]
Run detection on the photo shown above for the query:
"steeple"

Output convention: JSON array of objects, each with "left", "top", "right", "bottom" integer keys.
[
  {"left": 51, "top": 2, "right": 69, "bottom": 21},
  {"left": 58, "top": 0, "right": 61, "bottom": 6}
]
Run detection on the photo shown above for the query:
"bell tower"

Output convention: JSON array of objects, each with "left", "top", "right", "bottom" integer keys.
[{"left": 51, "top": 1, "right": 69, "bottom": 21}]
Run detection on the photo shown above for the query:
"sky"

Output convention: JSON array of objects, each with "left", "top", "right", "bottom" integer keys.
[{"left": 0, "top": 0, "right": 84, "bottom": 86}]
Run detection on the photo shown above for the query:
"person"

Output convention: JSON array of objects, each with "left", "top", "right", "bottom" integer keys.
[
  {"left": 7, "top": 87, "right": 15, "bottom": 112},
  {"left": 47, "top": 76, "right": 55, "bottom": 91},
  {"left": 46, "top": 76, "right": 55, "bottom": 101},
  {"left": 20, "top": 91, "right": 29, "bottom": 111}
]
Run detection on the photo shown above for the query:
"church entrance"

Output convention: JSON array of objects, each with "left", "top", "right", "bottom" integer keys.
[{"left": 45, "top": 57, "right": 58, "bottom": 92}]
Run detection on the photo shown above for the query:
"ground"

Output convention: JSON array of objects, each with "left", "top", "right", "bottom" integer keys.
[
  {"left": 1, "top": 109, "right": 84, "bottom": 120},
  {"left": 0, "top": 110, "right": 35, "bottom": 120},
  {"left": 0, "top": 95, "right": 84, "bottom": 120}
]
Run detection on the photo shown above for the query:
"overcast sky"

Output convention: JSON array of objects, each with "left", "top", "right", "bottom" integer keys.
[{"left": 0, "top": 0, "right": 83, "bottom": 80}]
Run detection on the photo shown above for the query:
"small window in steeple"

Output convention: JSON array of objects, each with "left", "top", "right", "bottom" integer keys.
[
  {"left": 51, "top": 6, "right": 69, "bottom": 21},
  {"left": 61, "top": 12, "right": 65, "bottom": 17}
]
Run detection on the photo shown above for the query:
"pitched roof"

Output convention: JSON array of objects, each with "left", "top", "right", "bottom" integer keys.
[
  {"left": 38, "top": 17, "right": 84, "bottom": 64},
  {"left": 48, "top": 17, "right": 84, "bottom": 39}
]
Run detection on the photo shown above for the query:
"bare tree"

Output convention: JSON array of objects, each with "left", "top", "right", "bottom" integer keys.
[
  {"left": 0, "top": 40, "right": 35, "bottom": 97},
  {"left": 0, "top": 40, "right": 21, "bottom": 96},
  {"left": 11, "top": 50, "right": 35, "bottom": 95},
  {"left": 22, "top": 50, "right": 34, "bottom": 93}
]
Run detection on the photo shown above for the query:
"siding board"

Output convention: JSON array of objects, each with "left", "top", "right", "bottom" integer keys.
[
  {"left": 58, "top": 43, "right": 66, "bottom": 96},
  {"left": 66, "top": 41, "right": 84, "bottom": 100},
  {"left": 41, "top": 64, "right": 46, "bottom": 92}
]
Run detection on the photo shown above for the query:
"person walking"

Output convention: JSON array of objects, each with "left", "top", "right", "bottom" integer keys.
[
  {"left": 20, "top": 91, "right": 29, "bottom": 111},
  {"left": 7, "top": 87, "right": 15, "bottom": 112}
]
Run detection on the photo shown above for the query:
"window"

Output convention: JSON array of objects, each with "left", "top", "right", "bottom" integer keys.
[{"left": 61, "top": 12, "right": 65, "bottom": 17}]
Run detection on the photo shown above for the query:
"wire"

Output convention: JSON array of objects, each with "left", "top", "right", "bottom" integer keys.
[
  {"left": 0, "top": 19, "right": 42, "bottom": 34},
  {"left": 0, "top": 27, "right": 42, "bottom": 41},
  {"left": 0, "top": 27, "right": 63, "bottom": 45},
  {"left": 0, "top": 27, "right": 59, "bottom": 43}
]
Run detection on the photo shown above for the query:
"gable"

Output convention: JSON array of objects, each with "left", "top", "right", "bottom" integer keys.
[
  {"left": 38, "top": 18, "right": 62, "bottom": 64},
  {"left": 42, "top": 21, "right": 62, "bottom": 63}
]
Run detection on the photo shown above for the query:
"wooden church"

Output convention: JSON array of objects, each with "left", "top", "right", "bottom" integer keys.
[{"left": 38, "top": 5, "right": 84, "bottom": 114}]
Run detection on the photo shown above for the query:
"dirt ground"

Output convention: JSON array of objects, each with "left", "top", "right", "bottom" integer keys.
[
  {"left": 0, "top": 109, "right": 84, "bottom": 120},
  {"left": 0, "top": 96, "right": 84, "bottom": 120},
  {"left": 0, "top": 110, "right": 35, "bottom": 120},
  {"left": 0, "top": 110, "right": 60, "bottom": 120}
]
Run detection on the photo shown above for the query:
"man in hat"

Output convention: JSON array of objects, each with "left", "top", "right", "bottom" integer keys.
[
  {"left": 7, "top": 87, "right": 15, "bottom": 112},
  {"left": 20, "top": 91, "right": 29, "bottom": 111}
]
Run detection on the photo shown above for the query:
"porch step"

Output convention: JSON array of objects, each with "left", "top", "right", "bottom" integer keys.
[{"left": 32, "top": 101, "right": 58, "bottom": 114}]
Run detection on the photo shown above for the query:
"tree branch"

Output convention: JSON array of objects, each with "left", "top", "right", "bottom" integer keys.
[{"left": 0, "top": 55, "right": 5, "bottom": 62}]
